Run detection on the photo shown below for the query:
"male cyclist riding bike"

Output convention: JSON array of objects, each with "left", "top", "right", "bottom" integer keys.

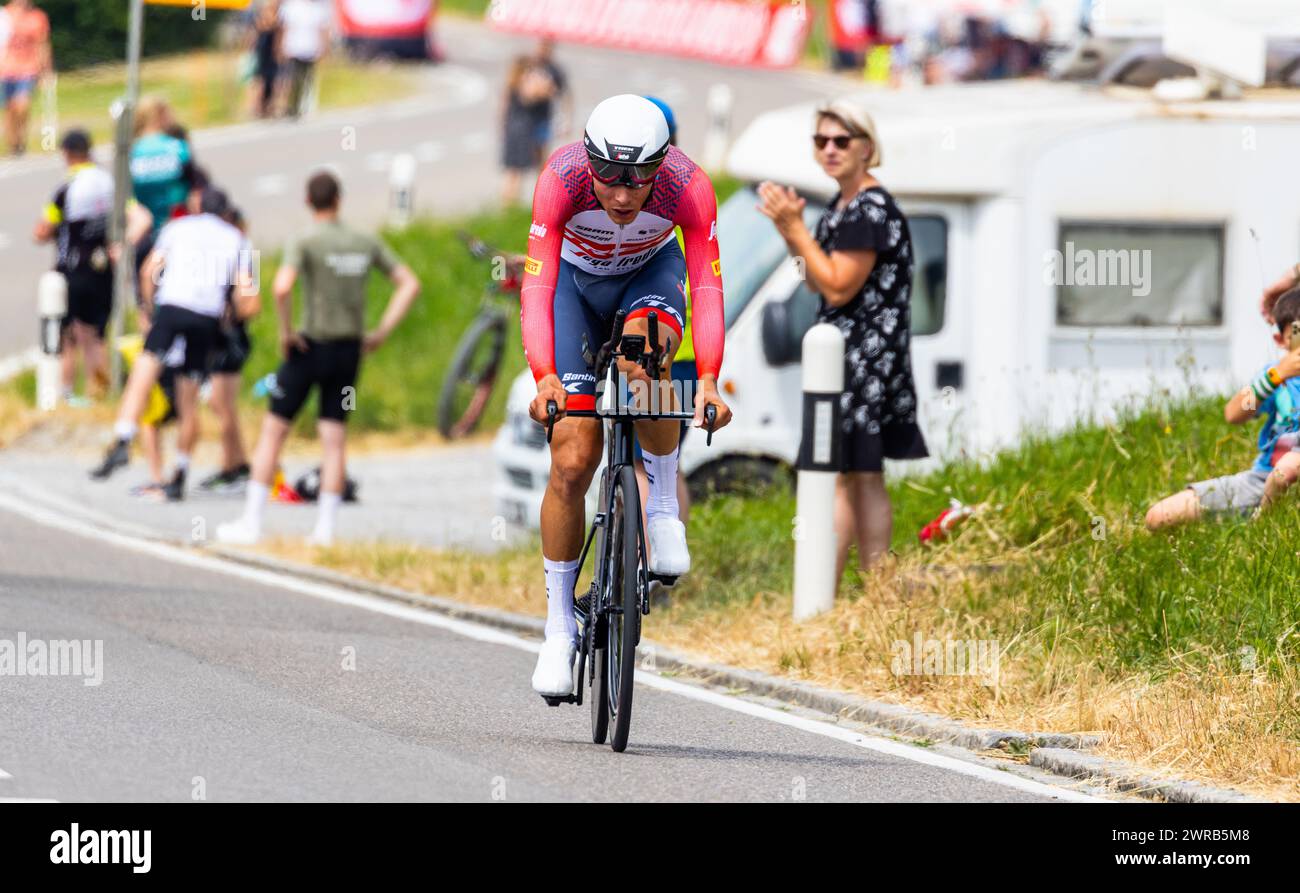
[{"left": 523, "top": 94, "right": 733, "bottom": 696}]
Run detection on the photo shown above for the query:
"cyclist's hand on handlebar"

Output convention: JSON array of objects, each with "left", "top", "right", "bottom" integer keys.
[
  {"left": 693, "top": 378, "right": 732, "bottom": 432},
  {"left": 529, "top": 374, "right": 568, "bottom": 425}
]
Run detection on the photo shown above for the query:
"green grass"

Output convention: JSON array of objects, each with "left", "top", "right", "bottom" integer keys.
[{"left": 674, "top": 392, "right": 1300, "bottom": 681}]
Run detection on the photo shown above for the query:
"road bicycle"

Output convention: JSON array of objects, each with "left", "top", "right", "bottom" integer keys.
[
  {"left": 436, "top": 232, "right": 523, "bottom": 440},
  {"left": 542, "top": 309, "right": 716, "bottom": 752}
]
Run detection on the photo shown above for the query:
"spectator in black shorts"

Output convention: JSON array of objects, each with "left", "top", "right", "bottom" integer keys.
[
  {"left": 32, "top": 130, "right": 117, "bottom": 402},
  {"left": 91, "top": 187, "right": 257, "bottom": 502},
  {"left": 217, "top": 171, "right": 420, "bottom": 545},
  {"left": 198, "top": 205, "right": 261, "bottom": 494}
]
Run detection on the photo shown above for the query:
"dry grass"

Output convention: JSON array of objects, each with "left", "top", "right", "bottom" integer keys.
[{"left": 255, "top": 535, "right": 1300, "bottom": 802}]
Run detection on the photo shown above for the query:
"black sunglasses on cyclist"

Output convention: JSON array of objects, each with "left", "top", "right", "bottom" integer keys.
[
  {"left": 588, "top": 155, "right": 663, "bottom": 188},
  {"left": 813, "top": 134, "right": 861, "bottom": 151}
]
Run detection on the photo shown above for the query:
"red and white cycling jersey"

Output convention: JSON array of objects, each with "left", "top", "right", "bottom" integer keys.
[{"left": 520, "top": 141, "right": 725, "bottom": 381}]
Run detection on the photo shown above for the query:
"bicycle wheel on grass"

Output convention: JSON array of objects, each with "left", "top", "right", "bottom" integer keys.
[
  {"left": 605, "top": 464, "right": 642, "bottom": 752},
  {"left": 437, "top": 310, "right": 507, "bottom": 439}
]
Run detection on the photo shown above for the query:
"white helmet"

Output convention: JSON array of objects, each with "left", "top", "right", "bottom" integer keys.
[{"left": 584, "top": 94, "right": 670, "bottom": 186}]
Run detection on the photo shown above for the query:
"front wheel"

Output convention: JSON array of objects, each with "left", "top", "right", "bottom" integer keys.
[
  {"left": 606, "top": 464, "right": 643, "bottom": 753},
  {"left": 437, "top": 309, "right": 507, "bottom": 439}
]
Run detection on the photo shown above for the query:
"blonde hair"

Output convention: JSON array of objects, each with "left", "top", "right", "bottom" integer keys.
[
  {"left": 814, "top": 98, "right": 883, "bottom": 169},
  {"left": 134, "top": 96, "right": 176, "bottom": 137}
]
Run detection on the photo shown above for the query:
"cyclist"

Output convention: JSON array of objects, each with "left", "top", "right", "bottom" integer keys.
[
  {"left": 633, "top": 98, "right": 696, "bottom": 550},
  {"left": 522, "top": 94, "right": 732, "bottom": 696}
]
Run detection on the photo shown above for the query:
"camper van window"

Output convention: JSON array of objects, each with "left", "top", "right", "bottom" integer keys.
[
  {"left": 909, "top": 215, "right": 948, "bottom": 337},
  {"left": 720, "top": 187, "right": 825, "bottom": 328},
  {"left": 1055, "top": 222, "right": 1224, "bottom": 328}
]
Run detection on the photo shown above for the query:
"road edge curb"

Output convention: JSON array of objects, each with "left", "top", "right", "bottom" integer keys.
[{"left": 204, "top": 545, "right": 1263, "bottom": 803}]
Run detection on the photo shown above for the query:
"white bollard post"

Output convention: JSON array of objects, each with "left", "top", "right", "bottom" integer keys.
[
  {"left": 37, "top": 271, "right": 68, "bottom": 411},
  {"left": 702, "top": 83, "right": 734, "bottom": 171},
  {"left": 793, "top": 323, "right": 845, "bottom": 621},
  {"left": 388, "top": 153, "right": 418, "bottom": 228}
]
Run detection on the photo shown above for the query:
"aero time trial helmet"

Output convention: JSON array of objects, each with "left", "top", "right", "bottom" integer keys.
[{"left": 584, "top": 94, "right": 671, "bottom": 188}]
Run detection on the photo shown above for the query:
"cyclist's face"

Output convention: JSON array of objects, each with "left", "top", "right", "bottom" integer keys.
[{"left": 593, "top": 178, "right": 652, "bottom": 226}]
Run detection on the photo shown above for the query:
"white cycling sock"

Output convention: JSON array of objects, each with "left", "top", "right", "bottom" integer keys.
[
  {"left": 314, "top": 491, "right": 342, "bottom": 541},
  {"left": 242, "top": 480, "right": 270, "bottom": 530},
  {"left": 114, "top": 421, "right": 137, "bottom": 443},
  {"left": 174, "top": 453, "right": 190, "bottom": 472},
  {"left": 642, "top": 448, "right": 680, "bottom": 524},
  {"left": 543, "top": 557, "right": 580, "bottom": 642}
]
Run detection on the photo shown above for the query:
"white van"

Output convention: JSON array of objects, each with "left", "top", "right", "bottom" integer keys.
[{"left": 494, "top": 79, "right": 1300, "bottom": 528}]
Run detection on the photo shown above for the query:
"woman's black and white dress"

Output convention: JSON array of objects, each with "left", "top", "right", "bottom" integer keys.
[{"left": 812, "top": 185, "right": 929, "bottom": 472}]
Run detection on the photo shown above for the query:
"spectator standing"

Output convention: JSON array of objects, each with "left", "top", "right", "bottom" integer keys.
[
  {"left": 130, "top": 97, "right": 195, "bottom": 239},
  {"left": 530, "top": 39, "right": 572, "bottom": 155},
  {"left": 758, "top": 98, "right": 928, "bottom": 585},
  {"left": 32, "top": 130, "right": 115, "bottom": 402},
  {"left": 216, "top": 172, "right": 420, "bottom": 546},
  {"left": 279, "top": 0, "right": 330, "bottom": 120},
  {"left": 1, "top": 0, "right": 51, "bottom": 157},
  {"left": 90, "top": 188, "right": 256, "bottom": 503},
  {"left": 249, "top": 0, "right": 283, "bottom": 119},
  {"left": 500, "top": 54, "right": 556, "bottom": 205}
]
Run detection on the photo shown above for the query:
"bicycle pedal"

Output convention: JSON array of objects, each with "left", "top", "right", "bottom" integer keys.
[
  {"left": 541, "top": 693, "right": 575, "bottom": 707},
  {"left": 648, "top": 573, "right": 679, "bottom": 588}
]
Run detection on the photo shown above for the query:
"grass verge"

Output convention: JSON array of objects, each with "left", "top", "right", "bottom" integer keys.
[{"left": 261, "top": 391, "right": 1300, "bottom": 800}]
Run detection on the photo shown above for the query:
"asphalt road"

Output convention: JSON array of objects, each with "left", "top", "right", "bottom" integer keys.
[
  {"left": 0, "top": 497, "right": 1113, "bottom": 803},
  {"left": 0, "top": 15, "right": 855, "bottom": 361}
]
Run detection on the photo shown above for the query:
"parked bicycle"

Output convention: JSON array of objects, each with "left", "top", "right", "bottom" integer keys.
[
  {"left": 542, "top": 309, "right": 717, "bottom": 752},
  {"left": 436, "top": 231, "right": 523, "bottom": 440}
]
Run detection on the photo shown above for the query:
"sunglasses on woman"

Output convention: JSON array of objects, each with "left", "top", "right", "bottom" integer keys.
[{"left": 813, "top": 134, "right": 861, "bottom": 151}]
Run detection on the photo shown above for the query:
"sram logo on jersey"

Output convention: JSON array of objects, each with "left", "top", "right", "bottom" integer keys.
[{"left": 529, "top": 221, "right": 547, "bottom": 239}]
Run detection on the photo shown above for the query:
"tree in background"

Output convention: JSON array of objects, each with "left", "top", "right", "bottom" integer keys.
[{"left": 39, "top": 0, "right": 231, "bottom": 70}]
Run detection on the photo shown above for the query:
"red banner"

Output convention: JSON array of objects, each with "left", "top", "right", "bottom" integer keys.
[
  {"left": 336, "top": 0, "right": 434, "bottom": 39},
  {"left": 487, "top": 0, "right": 811, "bottom": 69}
]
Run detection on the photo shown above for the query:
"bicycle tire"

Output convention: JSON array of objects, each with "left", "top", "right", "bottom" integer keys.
[
  {"left": 588, "top": 473, "right": 613, "bottom": 745},
  {"left": 437, "top": 310, "right": 507, "bottom": 439},
  {"left": 607, "top": 464, "right": 642, "bottom": 752}
]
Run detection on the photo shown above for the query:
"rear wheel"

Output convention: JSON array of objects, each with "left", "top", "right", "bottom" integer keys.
[
  {"left": 437, "top": 310, "right": 507, "bottom": 439},
  {"left": 606, "top": 465, "right": 643, "bottom": 753}
]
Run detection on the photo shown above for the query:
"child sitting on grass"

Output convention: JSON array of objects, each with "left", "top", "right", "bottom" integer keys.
[{"left": 1146, "top": 287, "right": 1300, "bottom": 529}]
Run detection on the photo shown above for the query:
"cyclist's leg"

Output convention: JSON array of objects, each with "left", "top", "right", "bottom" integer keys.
[
  {"left": 539, "top": 264, "right": 604, "bottom": 628},
  {"left": 618, "top": 246, "right": 691, "bottom": 574}
]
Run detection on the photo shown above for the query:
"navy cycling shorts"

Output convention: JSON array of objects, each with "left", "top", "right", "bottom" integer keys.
[{"left": 554, "top": 241, "right": 687, "bottom": 411}]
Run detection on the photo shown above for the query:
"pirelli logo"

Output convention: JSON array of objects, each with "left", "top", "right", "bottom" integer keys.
[
  {"left": 711, "top": 259, "right": 721, "bottom": 277},
  {"left": 525, "top": 257, "right": 543, "bottom": 276}
]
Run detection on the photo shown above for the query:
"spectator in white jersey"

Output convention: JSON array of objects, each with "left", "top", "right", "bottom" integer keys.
[{"left": 90, "top": 187, "right": 257, "bottom": 502}]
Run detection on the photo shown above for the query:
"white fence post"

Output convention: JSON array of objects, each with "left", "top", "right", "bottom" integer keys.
[
  {"left": 37, "top": 271, "right": 68, "bottom": 411},
  {"left": 388, "top": 153, "right": 418, "bottom": 228},
  {"left": 793, "top": 323, "right": 844, "bottom": 621},
  {"left": 702, "top": 83, "right": 734, "bottom": 171}
]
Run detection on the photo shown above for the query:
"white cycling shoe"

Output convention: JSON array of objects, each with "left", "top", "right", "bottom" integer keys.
[
  {"left": 647, "top": 516, "right": 691, "bottom": 576},
  {"left": 531, "top": 635, "right": 577, "bottom": 696}
]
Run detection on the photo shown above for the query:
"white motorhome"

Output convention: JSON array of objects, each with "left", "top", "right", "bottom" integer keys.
[{"left": 493, "top": 78, "right": 1300, "bottom": 527}]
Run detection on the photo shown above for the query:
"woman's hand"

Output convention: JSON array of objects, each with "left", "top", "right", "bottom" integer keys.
[{"left": 756, "top": 181, "right": 806, "bottom": 237}]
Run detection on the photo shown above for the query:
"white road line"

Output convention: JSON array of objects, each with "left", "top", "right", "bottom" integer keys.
[
  {"left": 0, "top": 767, "right": 12, "bottom": 779},
  {"left": 416, "top": 141, "right": 445, "bottom": 164},
  {"left": 252, "top": 174, "right": 288, "bottom": 197},
  {"left": 364, "top": 151, "right": 393, "bottom": 173},
  {"left": 0, "top": 232, "right": 12, "bottom": 251},
  {"left": 0, "top": 489, "right": 1112, "bottom": 803},
  {"left": 460, "top": 131, "right": 492, "bottom": 153}
]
